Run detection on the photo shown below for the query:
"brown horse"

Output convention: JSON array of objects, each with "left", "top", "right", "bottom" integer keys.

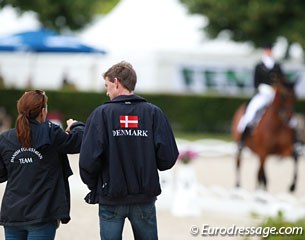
[{"left": 231, "top": 81, "right": 298, "bottom": 192}]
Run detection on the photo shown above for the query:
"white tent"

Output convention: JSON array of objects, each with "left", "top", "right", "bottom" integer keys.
[
  {"left": 0, "top": 6, "right": 40, "bottom": 35},
  {"left": 80, "top": 0, "right": 206, "bottom": 52},
  {"left": 79, "top": 0, "right": 305, "bottom": 96},
  {"left": 1, "top": 2, "right": 304, "bottom": 96},
  {"left": 0, "top": 1, "right": 256, "bottom": 93},
  {"left": 0, "top": 6, "right": 106, "bottom": 91},
  {"left": 79, "top": 0, "right": 257, "bottom": 93}
]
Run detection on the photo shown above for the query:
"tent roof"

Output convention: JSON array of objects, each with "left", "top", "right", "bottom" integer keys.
[
  {"left": 80, "top": 0, "right": 206, "bottom": 52},
  {"left": 0, "top": 28, "right": 106, "bottom": 53}
]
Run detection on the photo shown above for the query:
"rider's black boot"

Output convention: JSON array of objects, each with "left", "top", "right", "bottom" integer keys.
[{"left": 238, "top": 126, "right": 251, "bottom": 150}]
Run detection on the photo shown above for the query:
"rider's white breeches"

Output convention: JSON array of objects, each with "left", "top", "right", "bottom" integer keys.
[{"left": 237, "top": 84, "right": 275, "bottom": 133}]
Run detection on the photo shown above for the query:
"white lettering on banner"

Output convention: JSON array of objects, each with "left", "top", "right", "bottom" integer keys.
[
  {"left": 112, "top": 129, "right": 148, "bottom": 137},
  {"left": 179, "top": 64, "right": 302, "bottom": 97}
]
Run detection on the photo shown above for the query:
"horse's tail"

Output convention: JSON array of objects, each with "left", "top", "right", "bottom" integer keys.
[{"left": 231, "top": 104, "right": 247, "bottom": 142}]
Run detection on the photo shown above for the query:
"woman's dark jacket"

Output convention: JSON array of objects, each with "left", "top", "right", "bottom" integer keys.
[{"left": 0, "top": 120, "right": 84, "bottom": 226}]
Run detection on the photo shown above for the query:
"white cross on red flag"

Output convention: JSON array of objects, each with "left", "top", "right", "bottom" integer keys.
[{"left": 120, "top": 116, "right": 139, "bottom": 128}]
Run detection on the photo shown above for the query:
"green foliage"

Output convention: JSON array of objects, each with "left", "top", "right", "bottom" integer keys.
[
  {"left": 144, "top": 93, "right": 245, "bottom": 133},
  {"left": 94, "top": 0, "right": 120, "bottom": 15},
  {"left": 0, "top": 0, "right": 120, "bottom": 32},
  {"left": 0, "top": 89, "right": 107, "bottom": 126},
  {"left": 253, "top": 211, "right": 305, "bottom": 240},
  {"left": 180, "top": 0, "right": 305, "bottom": 50},
  {"left": 44, "top": 90, "right": 107, "bottom": 122},
  {"left": 1, "top": 89, "right": 305, "bottom": 134}
]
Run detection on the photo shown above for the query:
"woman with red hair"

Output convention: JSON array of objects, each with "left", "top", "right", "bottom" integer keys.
[{"left": 0, "top": 90, "right": 84, "bottom": 240}]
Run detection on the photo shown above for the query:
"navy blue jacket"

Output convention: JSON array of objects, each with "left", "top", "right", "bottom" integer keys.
[
  {"left": 254, "top": 62, "right": 284, "bottom": 90},
  {"left": 79, "top": 95, "right": 178, "bottom": 205},
  {"left": 0, "top": 120, "right": 84, "bottom": 226}
]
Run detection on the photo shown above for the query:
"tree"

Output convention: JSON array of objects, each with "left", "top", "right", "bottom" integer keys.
[
  {"left": 179, "top": 0, "right": 305, "bottom": 55},
  {"left": 0, "top": 0, "right": 120, "bottom": 32}
]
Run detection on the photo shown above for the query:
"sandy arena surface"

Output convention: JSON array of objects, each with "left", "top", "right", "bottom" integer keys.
[{"left": 0, "top": 139, "right": 305, "bottom": 239}]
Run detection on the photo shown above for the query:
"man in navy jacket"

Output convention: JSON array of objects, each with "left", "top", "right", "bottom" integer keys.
[{"left": 79, "top": 61, "right": 178, "bottom": 239}]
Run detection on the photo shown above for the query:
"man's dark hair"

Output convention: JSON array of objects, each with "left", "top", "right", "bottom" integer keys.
[{"left": 103, "top": 61, "right": 137, "bottom": 92}]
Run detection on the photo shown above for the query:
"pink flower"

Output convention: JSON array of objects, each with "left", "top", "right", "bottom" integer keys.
[{"left": 178, "top": 149, "right": 199, "bottom": 164}]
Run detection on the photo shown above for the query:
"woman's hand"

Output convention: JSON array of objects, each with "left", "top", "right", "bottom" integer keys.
[{"left": 65, "top": 118, "right": 77, "bottom": 132}]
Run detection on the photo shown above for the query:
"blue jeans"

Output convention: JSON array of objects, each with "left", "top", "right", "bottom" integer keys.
[
  {"left": 99, "top": 201, "right": 158, "bottom": 240},
  {"left": 4, "top": 221, "right": 57, "bottom": 240}
]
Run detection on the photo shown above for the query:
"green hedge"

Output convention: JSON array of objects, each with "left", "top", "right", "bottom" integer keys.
[{"left": 1, "top": 89, "right": 304, "bottom": 134}]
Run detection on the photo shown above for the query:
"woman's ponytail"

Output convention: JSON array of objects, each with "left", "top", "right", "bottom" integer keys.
[
  {"left": 16, "top": 113, "right": 31, "bottom": 148},
  {"left": 15, "top": 90, "right": 47, "bottom": 148}
]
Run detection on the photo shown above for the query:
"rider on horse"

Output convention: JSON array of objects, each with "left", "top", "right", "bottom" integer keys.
[{"left": 237, "top": 42, "right": 290, "bottom": 148}]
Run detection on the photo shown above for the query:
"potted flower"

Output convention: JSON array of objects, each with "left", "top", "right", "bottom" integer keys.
[
  {"left": 178, "top": 149, "right": 199, "bottom": 164},
  {"left": 172, "top": 148, "right": 200, "bottom": 216}
]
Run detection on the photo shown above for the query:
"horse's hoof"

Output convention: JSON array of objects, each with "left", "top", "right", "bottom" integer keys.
[{"left": 289, "top": 184, "right": 296, "bottom": 192}]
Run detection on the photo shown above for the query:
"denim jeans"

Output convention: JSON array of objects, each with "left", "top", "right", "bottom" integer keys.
[
  {"left": 4, "top": 221, "right": 57, "bottom": 240},
  {"left": 99, "top": 201, "right": 158, "bottom": 240}
]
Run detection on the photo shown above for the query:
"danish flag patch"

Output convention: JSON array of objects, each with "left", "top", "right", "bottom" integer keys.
[{"left": 120, "top": 116, "right": 138, "bottom": 128}]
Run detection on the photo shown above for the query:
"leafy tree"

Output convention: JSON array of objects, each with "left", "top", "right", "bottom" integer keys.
[
  {"left": 179, "top": 0, "right": 305, "bottom": 54},
  {"left": 0, "top": 0, "right": 120, "bottom": 32}
]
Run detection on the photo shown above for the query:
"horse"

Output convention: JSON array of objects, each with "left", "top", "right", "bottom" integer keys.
[{"left": 231, "top": 81, "right": 298, "bottom": 192}]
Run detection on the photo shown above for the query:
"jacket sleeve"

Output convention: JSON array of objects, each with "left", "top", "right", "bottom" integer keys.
[
  {"left": 154, "top": 108, "right": 179, "bottom": 171},
  {"left": 0, "top": 154, "right": 7, "bottom": 183},
  {"left": 79, "top": 110, "right": 104, "bottom": 191},
  {"left": 55, "top": 121, "right": 85, "bottom": 154},
  {"left": 253, "top": 64, "right": 261, "bottom": 90},
  {"left": 0, "top": 138, "right": 7, "bottom": 183}
]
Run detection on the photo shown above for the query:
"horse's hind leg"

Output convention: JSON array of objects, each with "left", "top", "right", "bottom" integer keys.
[
  {"left": 235, "top": 147, "right": 242, "bottom": 188},
  {"left": 257, "top": 157, "right": 267, "bottom": 190},
  {"left": 289, "top": 151, "right": 298, "bottom": 192}
]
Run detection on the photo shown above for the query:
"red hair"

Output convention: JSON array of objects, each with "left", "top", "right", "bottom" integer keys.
[{"left": 16, "top": 90, "right": 48, "bottom": 148}]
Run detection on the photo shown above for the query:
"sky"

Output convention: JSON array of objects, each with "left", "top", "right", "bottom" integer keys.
[{"left": 0, "top": 6, "right": 40, "bottom": 36}]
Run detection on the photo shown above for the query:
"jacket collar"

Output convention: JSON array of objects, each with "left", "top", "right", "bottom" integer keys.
[{"left": 105, "top": 95, "right": 147, "bottom": 104}]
